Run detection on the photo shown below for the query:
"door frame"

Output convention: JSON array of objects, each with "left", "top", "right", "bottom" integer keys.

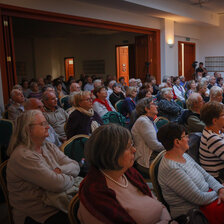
[
  {"left": 64, "top": 57, "right": 75, "bottom": 81},
  {"left": 0, "top": 3, "right": 161, "bottom": 103},
  {"left": 178, "top": 41, "right": 196, "bottom": 79}
]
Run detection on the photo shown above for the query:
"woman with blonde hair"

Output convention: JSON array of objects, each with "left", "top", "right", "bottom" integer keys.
[
  {"left": 66, "top": 91, "right": 103, "bottom": 139},
  {"left": 121, "top": 86, "right": 137, "bottom": 118},
  {"left": 7, "top": 110, "right": 80, "bottom": 224}
]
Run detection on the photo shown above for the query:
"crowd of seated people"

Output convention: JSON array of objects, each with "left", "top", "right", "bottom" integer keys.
[{"left": 2, "top": 69, "right": 224, "bottom": 224}]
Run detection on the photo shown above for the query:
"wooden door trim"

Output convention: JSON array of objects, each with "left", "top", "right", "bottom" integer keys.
[
  {"left": 0, "top": 3, "right": 161, "bottom": 102},
  {"left": 0, "top": 3, "right": 159, "bottom": 34},
  {"left": 178, "top": 41, "right": 195, "bottom": 80}
]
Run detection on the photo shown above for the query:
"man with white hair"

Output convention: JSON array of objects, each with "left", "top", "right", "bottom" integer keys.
[
  {"left": 208, "top": 76, "right": 217, "bottom": 90},
  {"left": 107, "top": 80, "right": 116, "bottom": 99},
  {"left": 209, "top": 86, "right": 223, "bottom": 103},
  {"left": 93, "top": 79, "right": 102, "bottom": 89},
  {"left": 42, "top": 91, "right": 69, "bottom": 140},
  {"left": 70, "top": 82, "right": 81, "bottom": 94},
  {"left": 8, "top": 89, "right": 25, "bottom": 120},
  {"left": 180, "top": 92, "right": 205, "bottom": 133},
  {"left": 129, "top": 78, "right": 137, "bottom": 87}
]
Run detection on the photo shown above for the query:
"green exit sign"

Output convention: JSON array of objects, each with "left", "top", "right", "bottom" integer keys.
[{"left": 186, "top": 37, "right": 190, "bottom": 41}]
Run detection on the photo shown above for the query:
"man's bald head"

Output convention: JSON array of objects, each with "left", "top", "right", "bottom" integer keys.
[{"left": 24, "top": 98, "right": 45, "bottom": 112}]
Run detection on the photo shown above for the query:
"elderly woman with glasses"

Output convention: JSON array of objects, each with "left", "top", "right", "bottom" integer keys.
[
  {"left": 65, "top": 91, "right": 103, "bottom": 139},
  {"left": 131, "top": 97, "right": 164, "bottom": 178},
  {"left": 7, "top": 110, "right": 80, "bottom": 224},
  {"left": 157, "top": 122, "right": 224, "bottom": 224},
  {"left": 78, "top": 124, "right": 171, "bottom": 224}
]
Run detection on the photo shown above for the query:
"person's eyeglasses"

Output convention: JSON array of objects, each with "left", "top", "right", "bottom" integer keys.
[
  {"left": 127, "top": 141, "right": 135, "bottom": 150},
  {"left": 82, "top": 98, "right": 92, "bottom": 102},
  {"left": 30, "top": 121, "right": 49, "bottom": 127}
]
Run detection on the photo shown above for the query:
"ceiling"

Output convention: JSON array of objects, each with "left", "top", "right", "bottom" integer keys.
[
  {"left": 74, "top": 0, "right": 224, "bottom": 25},
  {"left": 177, "top": 0, "right": 224, "bottom": 14}
]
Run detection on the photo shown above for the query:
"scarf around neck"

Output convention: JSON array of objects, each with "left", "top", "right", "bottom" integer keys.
[
  {"left": 79, "top": 166, "right": 152, "bottom": 224},
  {"left": 75, "top": 107, "right": 94, "bottom": 117},
  {"left": 93, "top": 98, "right": 112, "bottom": 112}
]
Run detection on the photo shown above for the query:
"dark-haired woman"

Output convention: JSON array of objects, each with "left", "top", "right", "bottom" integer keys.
[
  {"left": 109, "top": 83, "right": 125, "bottom": 107},
  {"left": 92, "top": 86, "right": 116, "bottom": 117},
  {"left": 78, "top": 124, "right": 171, "bottom": 224},
  {"left": 199, "top": 101, "right": 224, "bottom": 183},
  {"left": 157, "top": 122, "right": 224, "bottom": 224}
]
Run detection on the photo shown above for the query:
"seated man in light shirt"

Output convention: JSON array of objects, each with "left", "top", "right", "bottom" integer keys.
[{"left": 7, "top": 89, "right": 25, "bottom": 121}]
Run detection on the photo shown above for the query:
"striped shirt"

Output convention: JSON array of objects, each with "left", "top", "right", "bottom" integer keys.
[
  {"left": 158, "top": 153, "right": 222, "bottom": 218},
  {"left": 199, "top": 129, "right": 224, "bottom": 178}
]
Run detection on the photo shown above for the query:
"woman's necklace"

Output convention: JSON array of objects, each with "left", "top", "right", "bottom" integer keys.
[{"left": 100, "top": 170, "right": 128, "bottom": 188}]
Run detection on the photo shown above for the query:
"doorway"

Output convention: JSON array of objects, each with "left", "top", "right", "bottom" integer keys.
[
  {"left": 116, "top": 46, "right": 129, "bottom": 85},
  {"left": 178, "top": 41, "right": 195, "bottom": 81},
  {"left": 0, "top": 4, "right": 161, "bottom": 102},
  {"left": 64, "top": 57, "right": 75, "bottom": 81}
]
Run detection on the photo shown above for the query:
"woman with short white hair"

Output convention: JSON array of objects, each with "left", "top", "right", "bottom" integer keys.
[
  {"left": 7, "top": 110, "right": 80, "bottom": 224},
  {"left": 209, "top": 86, "right": 223, "bottom": 103},
  {"left": 157, "top": 87, "right": 182, "bottom": 121}
]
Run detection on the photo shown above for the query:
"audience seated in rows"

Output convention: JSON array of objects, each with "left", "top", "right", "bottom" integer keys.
[
  {"left": 92, "top": 86, "right": 116, "bottom": 117},
  {"left": 158, "top": 87, "right": 182, "bottom": 121},
  {"left": 8, "top": 89, "right": 25, "bottom": 121},
  {"left": 78, "top": 124, "right": 171, "bottom": 224},
  {"left": 42, "top": 91, "right": 68, "bottom": 141},
  {"left": 158, "top": 122, "right": 224, "bottom": 224},
  {"left": 131, "top": 98, "right": 164, "bottom": 177},
  {"left": 7, "top": 110, "right": 80, "bottom": 224},
  {"left": 24, "top": 98, "right": 62, "bottom": 147},
  {"left": 65, "top": 91, "right": 103, "bottom": 139},
  {"left": 200, "top": 102, "right": 224, "bottom": 183}
]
